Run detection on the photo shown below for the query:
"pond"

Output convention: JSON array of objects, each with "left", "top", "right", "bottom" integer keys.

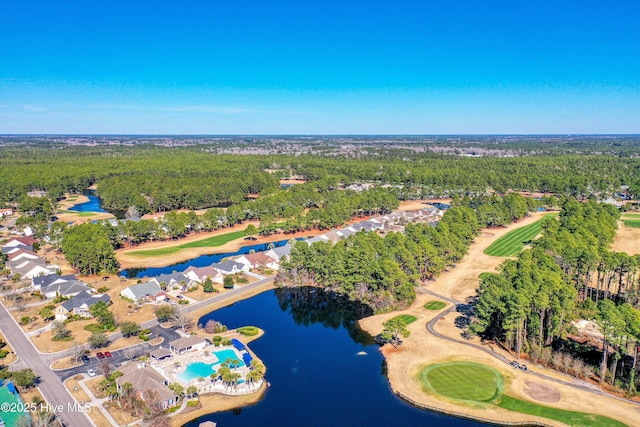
[
  {"left": 121, "top": 239, "right": 296, "bottom": 278},
  {"left": 68, "top": 190, "right": 107, "bottom": 213},
  {"left": 184, "top": 288, "right": 486, "bottom": 427}
]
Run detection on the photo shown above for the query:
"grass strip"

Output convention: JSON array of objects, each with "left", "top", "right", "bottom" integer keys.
[
  {"left": 497, "top": 395, "right": 627, "bottom": 427},
  {"left": 484, "top": 214, "right": 556, "bottom": 257},
  {"left": 129, "top": 229, "right": 246, "bottom": 257},
  {"left": 622, "top": 219, "right": 640, "bottom": 229},
  {"left": 392, "top": 314, "right": 417, "bottom": 325},
  {"left": 423, "top": 301, "right": 446, "bottom": 310}
]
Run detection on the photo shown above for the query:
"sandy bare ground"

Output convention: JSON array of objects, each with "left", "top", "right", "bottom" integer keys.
[
  {"left": 612, "top": 221, "right": 640, "bottom": 255},
  {"left": 359, "top": 212, "right": 638, "bottom": 427},
  {"left": 523, "top": 380, "right": 561, "bottom": 403}
]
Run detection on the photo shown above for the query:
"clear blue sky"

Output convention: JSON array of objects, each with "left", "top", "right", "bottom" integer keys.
[{"left": 1, "top": 0, "right": 639, "bottom": 134}]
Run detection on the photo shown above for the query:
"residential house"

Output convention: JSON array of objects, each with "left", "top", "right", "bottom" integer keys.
[
  {"left": 0, "top": 208, "right": 13, "bottom": 217},
  {"left": 183, "top": 266, "right": 224, "bottom": 284},
  {"left": 32, "top": 274, "right": 79, "bottom": 291},
  {"left": 27, "top": 190, "right": 47, "bottom": 198},
  {"left": 149, "top": 273, "right": 197, "bottom": 291},
  {"left": 168, "top": 335, "right": 211, "bottom": 355},
  {"left": 7, "top": 249, "right": 40, "bottom": 263},
  {"left": 210, "top": 260, "right": 249, "bottom": 276},
  {"left": 6, "top": 258, "right": 58, "bottom": 279},
  {"left": 306, "top": 235, "right": 330, "bottom": 245},
  {"left": 2, "top": 236, "right": 37, "bottom": 250},
  {"left": 120, "top": 281, "right": 166, "bottom": 304},
  {"left": 116, "top": 362, "right": 177, "bottom": 410},
  {"left": 321, "top": 230, "right": 343, "bottom": 244},
  {"left": 42, "top": 280, "right": 93, "bottom": 299},
  {"left": 55, "top": 291, "right": 111, "bottom": 320},
  {"left": 235, "top": 252, "right": 278, "bottom": 271},
  {"left": 264, "top": 245, "right": 292, "bottom": 263}
]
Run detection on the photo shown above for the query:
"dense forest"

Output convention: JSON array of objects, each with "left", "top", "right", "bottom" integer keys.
[
  {"left": 471, "top": 200, "right": 640, "bottom": 391},
  {"left": 278, "top": 195, "right": 534, "bottom": 312},
  {"left": 2, "top": 139, "right": 640, "bottom": 216}
]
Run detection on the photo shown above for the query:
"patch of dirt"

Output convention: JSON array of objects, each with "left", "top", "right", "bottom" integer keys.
[
  {"left": 524, "top": 380, "right": 561, "bottom": 403},
  {"left": 612, "top": 221, "right": 640, "bottom": 255}
]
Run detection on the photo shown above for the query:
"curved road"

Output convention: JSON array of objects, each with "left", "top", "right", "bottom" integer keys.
[
  {"left": 423, "top": 288, "right": 640, "bottom": 408},
  {"left": 0, "top": 276, "right": 276, "bottom": 426}
]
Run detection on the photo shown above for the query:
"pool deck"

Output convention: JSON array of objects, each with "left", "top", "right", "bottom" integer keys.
[{"left": 150, "top": 345, "right": 262, "bottom": 396}]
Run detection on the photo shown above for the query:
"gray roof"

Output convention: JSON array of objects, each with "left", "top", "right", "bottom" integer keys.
[
  {"left": 211, "top": 260, "right": 245, "bottom": 272},
  {"left": 270, "top": 245, "right": 292, "bottom": 258},
  {"left": 2, "top": 244, "right": 33, "bottom": 254},
  {"left": 153, "top": 273, "right": 188, "bottom": 286},
  {"left": 125, "top": 281, "right": 163, "bottom": 299},
  {"left": 33, "top": 274, "right": 78, "bottom": 288},
  {"left": 150, "top": 348, "right": 173, "bottom": 359},
  {"left": 169, "top": 335, "right": 210, "bottom": 351},
  {"left": 45, "top": 280, "right": 92, "bottom": 297},
  {"left": 61, "top": 291, "right": 110, "bottom": 311}
]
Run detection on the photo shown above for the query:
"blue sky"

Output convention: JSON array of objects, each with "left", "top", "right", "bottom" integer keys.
[{"left": 1, "top": 1, "right": 639, "bottom": 134}]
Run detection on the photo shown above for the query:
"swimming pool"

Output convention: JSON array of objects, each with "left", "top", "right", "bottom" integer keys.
[{"left": 177, "top": 348, "right": 245, "bottom": 383}]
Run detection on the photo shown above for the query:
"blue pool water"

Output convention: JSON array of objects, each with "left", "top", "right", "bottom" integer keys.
[
  {"left": 177, "top": 349, "right": 244, "bottom": 382},
  {"left": 68, "top": 191, "right": 107, "bottom": 213}
]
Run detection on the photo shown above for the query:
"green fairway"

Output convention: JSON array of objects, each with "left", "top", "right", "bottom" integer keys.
[
  {"left": 129, "top": 229, "right": 246, "bottom": 257},
  {"left": 497, "top": 395, "right": 626, "bottom": 427},
  {"left": 623, "top": 219, "right": 640, "bottom": 228},
  {"left": 392, "top": 314, "right": 417, "bottom": 325},
  {"left": 423, "top": 301, "right": 446, "bottom": 310},
  {"left": 484, "top": 214, "right": 556, "bottom": 257},
  {"left": 420, "top": 362, "right": 503, "bottom": 402},
  {"left": 621, "top": 213, "right": 640, "bottom": 219}
]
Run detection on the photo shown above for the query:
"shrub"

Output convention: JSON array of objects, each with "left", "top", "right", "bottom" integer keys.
[
  {"left": 88, "top": 332, "right": 109, "bottom": 349},
  {"left": 20, "top": 316, "right": 32, "bottom": 325},
  {"left": 223, "top": 276, "right": 234, "bottom": 289},
  {"left": 0, "top": 349, "right": 9, "bottom": 358},
  {"left": 237, "top": 326, "right": 259, "bottom": 336},
  {"left": 212, "top": 336, "right": 223, "bottom": 346},
  {"left": 178, "top": 299, "right": 189, "bottom": 305}
]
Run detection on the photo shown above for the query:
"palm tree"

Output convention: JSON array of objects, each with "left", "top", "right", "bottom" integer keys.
[{"left": 173, "top": 361, "right": 181, "bottom": 372}]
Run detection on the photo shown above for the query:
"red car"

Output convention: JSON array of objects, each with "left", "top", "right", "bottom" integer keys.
[
  {"left": 96, "top": 352, "right": 105, "bottom": 359},
  {"left": 104, "top": 351, "right": 112, "bottom": 358}
]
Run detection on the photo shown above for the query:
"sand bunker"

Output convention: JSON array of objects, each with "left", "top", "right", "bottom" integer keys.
[{"left": 523, "top": 380, "right": 561, "bottom": 403}]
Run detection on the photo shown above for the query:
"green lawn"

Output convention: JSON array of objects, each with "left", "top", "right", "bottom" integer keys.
[
  {"left": 622, "top": 219, "right": 640, "bottom": 229},
  {"left": 497, "top": 395, "right": 626, "bottom": 427},
  {"left": 484, "top": 214, "right": 556, "bottom": 257},
  {"left": 621, "top": 213, "right": 640, "bottom": 219},
  {"left": 419, "top": 362, "right": 627, "bottom": 427},
  {"left": 423, "top": 301, "right": 446, "bottom": 310},
  {"left": 392, "top": 314, "right": 417, "bottom": 325},
  {"left": 421, "top": 362, "right": 502, "bottom": 402},
  {"left": 129, "top": 229, "right": 246, "bottom": 257}
]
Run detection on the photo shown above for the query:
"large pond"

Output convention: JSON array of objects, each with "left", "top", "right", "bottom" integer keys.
[
  {"left": 68, "top": 190, "right": 107, "bottom": 213},
  {"left": 121, "top": 239, "right": 294, "bottom": 278},
  {"left": 185, "top": 288, "right": 486, "bottom": 427}
]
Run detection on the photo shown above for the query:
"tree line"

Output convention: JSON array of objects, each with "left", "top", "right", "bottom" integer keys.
[{"left": 471, "top": 199, "right": 640, "bottom": 392}]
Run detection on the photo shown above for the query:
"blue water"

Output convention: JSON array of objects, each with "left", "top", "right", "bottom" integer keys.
[
  {"left": 177, "top": 349, "right": 244, "bottom": 382},
  {"left": 184, "top": 289, "right": 486, "bottom": 427},
  {"left": 121, "top": 238, "right": 297, "bottom": 278},
  {"left": 68, "top": 191, "right": 107, "bottom": 213}
]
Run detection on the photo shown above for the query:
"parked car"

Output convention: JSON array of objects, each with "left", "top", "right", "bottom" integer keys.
[
  {"left": 176, "top": 295, "right": 184, "bottom": 300},
  {"left": 87, "top": 369, "right": 96, "bottom": 377},
  {"left": 104, "top": 351, "right": 112, "bottom": 358},
  {"left": 81, "top": 354, "right": 90, "bottom": 363},
  {"left": 167, "top": 298, "right": 176, "bottom": 305},
  {"left": 96, "top": 352, "right": 105, "bottom": 359}
]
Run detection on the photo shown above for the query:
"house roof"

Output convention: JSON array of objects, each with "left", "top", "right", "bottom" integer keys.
[
  {"left": 153, "top": 273, "right": 189, "bottom": 286},
  {"left": 124, "top": 281, "right": 163, "bottom": 299},
  {"left": 150, "top": 348, "right": 173, "bottom": 359},
  {"left": 61, "top": 291, "right": 110, "bottom": 311},
  {"left": 184, "top": 266, "right": 221, "bottom": 279},
  {"left": 3, "top": 236, "right": 38, "bottom": 247},
  {"left": 268, "top": 245, "right": 291, "bottom": 259},
  {"left": 46, "top": 281, "right": 93, "bottom": 297},
  {"left": 211, "top": 260, "right": 245, "bottom": 273},
  {"left": 2, "top": 244, "right": 33, "bottom": 254},
  {"left": 32, "top": 274, "right": 78, "bottom": 288},
  {"left": 238, "top": 252, "right": 276, "bottom": 266},
  {"left": 116, "top": 363, "right": 174, "bottom": 402},
  {"left": 169, "top": 335, "right": 209, "bottom": 351},
  {"left": 7, "top": 249, "right": 39, "bottom": 260}
]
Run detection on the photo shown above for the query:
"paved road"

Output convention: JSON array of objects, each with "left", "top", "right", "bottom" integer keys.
[
  {"left": 0, "top": 303, "right": 94, "bottom": 427},
  {"left": 43, "top": 276, "right": 276, "bottom": 364},
  {"left": 422, "top": 288, "right": 640, "bottom": 408}
]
